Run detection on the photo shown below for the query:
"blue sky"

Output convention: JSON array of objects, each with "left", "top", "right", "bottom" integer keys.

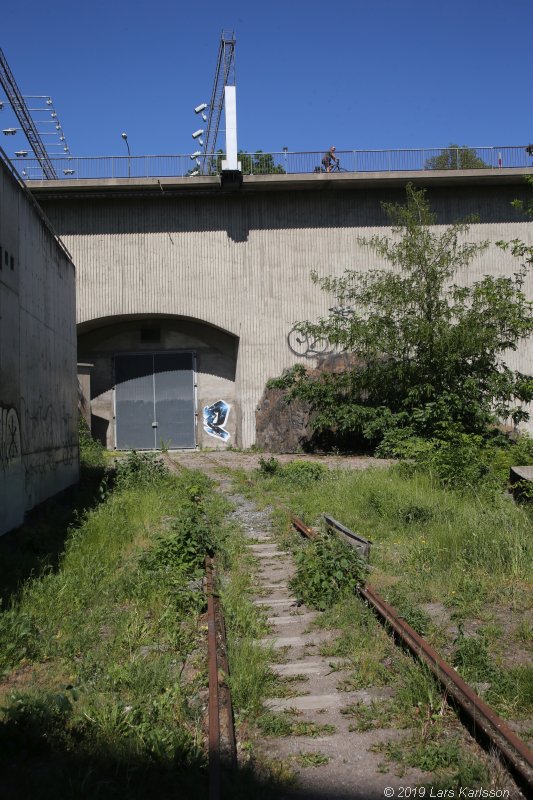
[{"left": 1, "top": 0, "right": 532, "bottom": 159}]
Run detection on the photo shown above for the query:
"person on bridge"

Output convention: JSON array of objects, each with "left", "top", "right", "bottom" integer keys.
[{"left": 322, "top": 146, "right": 339, "bottom": 173}]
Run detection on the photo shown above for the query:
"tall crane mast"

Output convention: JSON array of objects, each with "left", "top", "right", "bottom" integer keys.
[
  {"left": 0, "top": 48, "right": 58, "bottom": 179},
  {"left": 201, "top": 30, "right": 236, "bottom": 163}
]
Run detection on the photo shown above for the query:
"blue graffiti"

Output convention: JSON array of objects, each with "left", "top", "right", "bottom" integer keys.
[{"left": 203, "top": 400, "right": 231, "bottom": 442}]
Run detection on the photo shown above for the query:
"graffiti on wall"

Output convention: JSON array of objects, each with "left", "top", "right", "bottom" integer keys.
[
  {"left": 203, "top": 400, "right": 231, "bottom": 442},
  {"left": 287, "top": 326, "right": 332, "bottom": 358},
  {"left": 0, "top": 405, "right": 21, "bottom": 470}
]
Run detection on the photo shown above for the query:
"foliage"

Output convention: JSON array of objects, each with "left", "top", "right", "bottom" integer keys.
[
  {"left": 378, "top": 429, "right": 533, "bottom": 491},
  {"left": 114, "top": 450, "right": 169, "bottom": 489},
  {"left": 257, "top": 457, "right": 328, "bottom": 486},
  {"left": 271, "top": 184, "right": 533, "bottom": 447},
  {"left": 238, "top": 150, "right": 285, "bottom": 175},
  {"left": 425, "top": 143, "right": 489, "bottom": 170},
  {"left": 78, "top": 415, "right": 105, "bottom": 470},
  {"left": 290, "top": 532, "right": 367, "bottom": 611},
  {"left": 0, "top": 465, "right": 225, "bottom": 796}
]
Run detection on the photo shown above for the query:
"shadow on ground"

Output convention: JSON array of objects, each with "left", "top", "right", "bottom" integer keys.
[{"left": 0, "top": 466, "right": 105, "bottom": 608}]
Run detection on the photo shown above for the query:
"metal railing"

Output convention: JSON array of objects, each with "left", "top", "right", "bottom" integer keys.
[{"left": 17, "top": 146, "right": 533, "bottom": 181}]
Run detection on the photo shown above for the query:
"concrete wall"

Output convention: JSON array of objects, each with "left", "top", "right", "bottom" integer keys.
[
  {"left": 77, "top": 318, "right": 238, "bottom": 449},
  {"left": 34, "top": 174, "right": 533, "bottom": 448},
  {"left": 0, "top": 158, "right": 78, "bottom": 535}
]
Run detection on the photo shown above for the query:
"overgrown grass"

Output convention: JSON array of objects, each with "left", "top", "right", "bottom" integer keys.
[
  {"left": 0, "top": 453, "right": 228, "bottom": 799},
  {"left": 233, "top": 457, "right": 533, "bottom": 786}
]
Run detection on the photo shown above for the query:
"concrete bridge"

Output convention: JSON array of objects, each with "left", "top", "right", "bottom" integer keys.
[{"left": 29, "top": 167, "right": 533, "bottom": 450}]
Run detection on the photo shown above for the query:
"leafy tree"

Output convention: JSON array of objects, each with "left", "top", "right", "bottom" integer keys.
[
  {"left": 238, "top": 150, "right": 285, "bottom": 175},
  {"left": 271, "top": 185, "right": 533, "bottom": 446},
  {"left": 425, "top": 143, "right": 488, "bottom": 170}
]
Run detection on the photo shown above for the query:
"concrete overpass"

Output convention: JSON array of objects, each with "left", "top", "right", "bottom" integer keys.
[{"left": 29, "top": 168, "right": 533, "bottom": 450}]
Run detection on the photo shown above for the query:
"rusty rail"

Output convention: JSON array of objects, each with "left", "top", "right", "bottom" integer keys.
[
  {"left": 206, "top": 554, "right": 237, "bottom": 800},
  {"left": 290, "top": 514, "right": 533, "bottom": 792}
]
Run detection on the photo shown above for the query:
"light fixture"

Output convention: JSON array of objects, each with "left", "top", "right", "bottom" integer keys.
[
  {"left": 46, "top": 98, "right": 53, "bottom": 105},
  {"left": 196, "top": 158, "right": 201, "bottom": 166},
  {"left": 190, "top": 151, "right": 201, "bottom": 159},
  {"left": 2, "top": 128, "right": 17, "bottom": 135},
  {"left": 191, "top": 129, "right": 204, "bottom": 139},
  {"left": 63, "top": 169, "right": 75, "bottom": 175},
  {"left": 0, "top": 101, "right": 3, "bottom": 110},
  {"left": 194, "top": 103, "right": 207, "bottom": 114},
  {"left": 14, "top": 150, "right": 28, "bottom": 157},
  {"left": 189, "top": 170, "right": 199, "bottom": 176},
  {"left": 51, "top": 111, "right": 57, "bottom": 118},
  {"left": 202, "top": 113, "right": 207, "bottom": 121},
  {"left": 59, "top": 135, "right": 65, "bottom": 141},
  {"left": 198, "top": 138, "right": 204, "bottom": 146},
  {"left": 56, "top": 124, "right": 61, "bottom": 130}
]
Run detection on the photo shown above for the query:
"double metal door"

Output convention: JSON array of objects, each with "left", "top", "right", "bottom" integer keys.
[{"left": 115, "top": 352, "right": 195, "bottom": 449}]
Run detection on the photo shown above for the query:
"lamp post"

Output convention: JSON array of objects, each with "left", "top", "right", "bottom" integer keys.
[{"left": 121, "top": 132, "right": 131, "bottom": 177}]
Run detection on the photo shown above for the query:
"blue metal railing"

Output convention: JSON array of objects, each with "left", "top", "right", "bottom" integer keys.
[{"left": 16, "top": 146, "right": 533, "bottom": 181}]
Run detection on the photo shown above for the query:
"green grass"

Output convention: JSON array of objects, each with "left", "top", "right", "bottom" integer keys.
[
  {"left": 230, "top": 458, "right": 533, "bottom": 786},
  {"left": 0, "top": 454, "right": 228, "bottom": 799}
]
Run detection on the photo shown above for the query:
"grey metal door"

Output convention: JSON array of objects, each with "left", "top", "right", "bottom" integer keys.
[
  {"left": 154, "top": 353, "right": 195, "bottom": 449},
  {"left": 115, "top": 353, "right": 195, "bottom": 449}
]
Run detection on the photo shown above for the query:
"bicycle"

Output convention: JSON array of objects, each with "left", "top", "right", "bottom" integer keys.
[{"left": 314, "top": 159, "right": 350, "bottom": 174}]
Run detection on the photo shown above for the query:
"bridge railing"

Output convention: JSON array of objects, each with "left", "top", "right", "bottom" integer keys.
[{"left": 18, "top": 146, "right": 533, "bottom": 181}]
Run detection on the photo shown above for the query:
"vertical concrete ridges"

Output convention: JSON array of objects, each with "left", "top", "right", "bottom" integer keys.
[{"left": 41, "top": 188, "right": 533, "bottom": 447}]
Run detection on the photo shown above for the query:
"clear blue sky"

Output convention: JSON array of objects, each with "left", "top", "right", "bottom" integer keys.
[{"left": 1, "top": 0, "right": 532, "bottom": 159}]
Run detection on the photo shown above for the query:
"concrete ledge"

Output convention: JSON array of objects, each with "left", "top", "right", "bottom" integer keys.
[{"left": 27, "top": 167, "right": 533, "bottom": 198}]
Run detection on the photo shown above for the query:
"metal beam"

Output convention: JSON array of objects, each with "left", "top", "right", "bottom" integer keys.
[
  {"left": 0, "top": 48, "right": 57, "bottom": 179},
  {"left": 201, "top": 31, "right": 236, "bottom": 171}
]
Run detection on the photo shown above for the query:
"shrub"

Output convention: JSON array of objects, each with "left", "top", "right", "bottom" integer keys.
[{"left": 290, "top": 532, "right": 367, "bottom": 610}]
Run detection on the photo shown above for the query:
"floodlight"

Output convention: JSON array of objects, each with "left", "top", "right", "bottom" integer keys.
[
  {"left": 0, "top": 101, "right": 3, "bottom": 109},
  {"left": 196, "top": 159, "right": 201, "bottom": 165},
  {"left": 2, "top": 128, "right": 17, "bottom": 135},
  {"left": 194, "top": 103, "right": 207, "bottom": 114},
  {"left": 14, "top": 150, "right": 28, "bottom": 157},
  {"left": 46, "top": 98, "right": 53, "bottom": 105},
  {"left": 189, "top": 170, "right": 199, "bottom": 176},
  {"left": 51, "top": 111, "right": 57, "bottom": 118},
  {"left": 202, "top": 113, "right": 207, "bottom": 121},
  {"left": 63, "top": 169, "right": 75, "bottom": 175},
  {"left": 190, "top": 151, "right": 201, "bottom": 159},
  {"left": 121, "top": 132, "right": 128, "bottom": 140},
  {"left": 191, "top": 129, "right": 204, "bottom": 139},
  {"left": 198, "top": 138, "right": 204, "bottom": 146}
]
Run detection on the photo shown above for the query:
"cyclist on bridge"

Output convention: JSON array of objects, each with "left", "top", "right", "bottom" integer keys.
[{"left": 322, "top": 145, "right": 339, "bottom": 172}]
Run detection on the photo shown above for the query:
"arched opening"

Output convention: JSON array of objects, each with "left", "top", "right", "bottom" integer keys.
[{"left": 77, "top": 315, "right": 239, "bottom": 450}]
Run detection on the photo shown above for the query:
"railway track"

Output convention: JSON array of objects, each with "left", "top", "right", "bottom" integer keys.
[
  {"left": 205, "top": 554, "right": 237, "bottom": 800},
  {"left": 290, "top": 512, "right": 533, "bottom": 795}
]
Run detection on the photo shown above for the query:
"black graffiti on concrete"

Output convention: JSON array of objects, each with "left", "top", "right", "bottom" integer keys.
[
  {"left": 287, "top": 326, "right": 333, "bottom": 358},
  {"left": 0, "top": 405, "right": 21, "bottom": 470}
]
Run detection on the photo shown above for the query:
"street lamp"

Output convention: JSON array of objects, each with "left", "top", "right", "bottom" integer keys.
[{"left": 121, "top": 132, "right": 131, "bottom": 177}]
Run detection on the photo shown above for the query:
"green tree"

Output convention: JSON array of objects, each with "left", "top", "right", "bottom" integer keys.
[
  {"left": 272, "top": 185, "right": 533, "bottom": 445},
  {"left": 425, "top": 143, "right": 488, "bottom": 170},
  {"left": 238, "top": 150, "right": 285, "bottom": 175}
]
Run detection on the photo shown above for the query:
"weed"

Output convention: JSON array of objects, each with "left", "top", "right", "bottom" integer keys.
[
  {"left": 257, "top": 711, "right": 335, "bottom": 738},
  {"left": 290, "top": 534, "right": 367, "bottom": 611},
  {"left": 296, "top": 751, "right": 330, "bottom": 767}
]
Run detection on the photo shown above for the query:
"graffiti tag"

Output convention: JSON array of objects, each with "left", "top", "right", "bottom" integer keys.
[
  {"left": 287, "top": 326, "right": 332, "bottom": 358},
  {"left": 203, "top": 400, "right": 231, "bottom": 442},
  {"left": 0, "top": 406, "right": 21, "bottom": 470}
]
